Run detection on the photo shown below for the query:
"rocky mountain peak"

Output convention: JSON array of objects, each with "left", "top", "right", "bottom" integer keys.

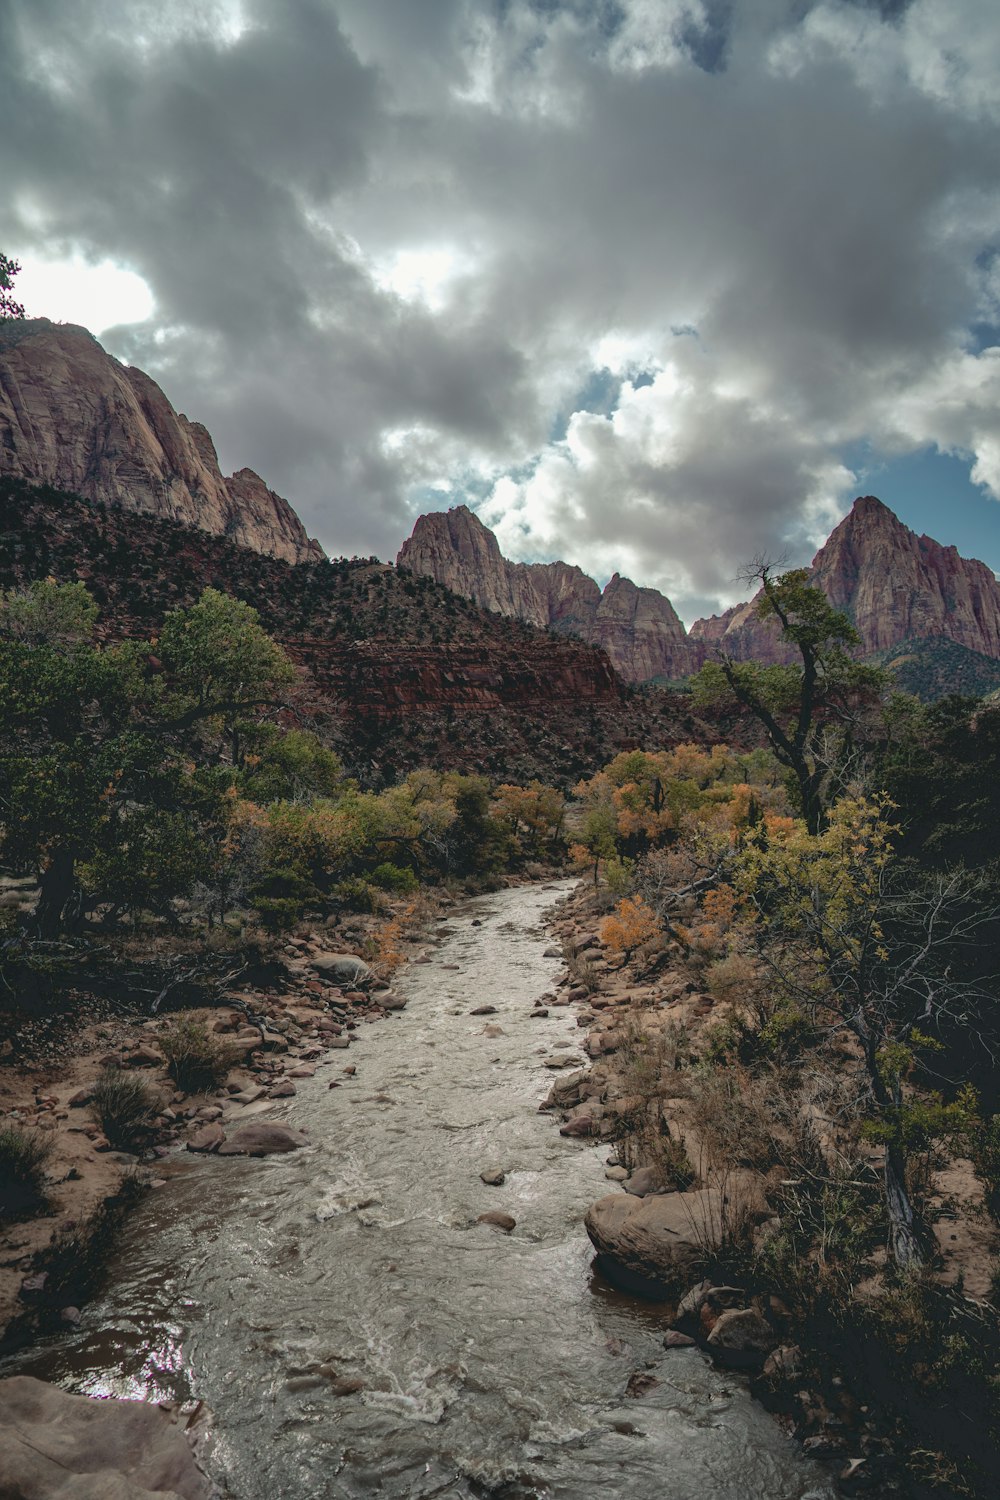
[
  {"left": 0, "top": 319, "right": 323, "bottom": 565},
  {"left": 689, "top": 495, "right": 1000, "bottom": 663},
  {"left": 398, "top": 508, "right": 700, "bottom": 682}
]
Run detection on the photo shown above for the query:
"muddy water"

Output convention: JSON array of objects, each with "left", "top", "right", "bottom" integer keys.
[{"left": 6, "top": 883, "right": 832, "bottom": 1499}]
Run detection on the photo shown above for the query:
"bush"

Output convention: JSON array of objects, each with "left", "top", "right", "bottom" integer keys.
[
  {"left": 159, "top": 1016, "right": 231, "bottom": 1093},
  {"left": 334, "top": 876, "right": 383, "bottom": 913},
  {"left": 369, "top": 862, "right": 419, "bottom": 895},
  {"left": 0, "top": 1124, "right": 54, "bottom": 1220},
  {"left": 250, "top": 865, "right": 319, "bottom": 932},
  {"left": 565, "top": 952, "right": 602, "bottom": 993},
  {"left": 36, "top": 1170, "right": 148, "bottom": 1309},
  {"left": 972, "top": 1114, "right": 1000, "bottom": 1221},
  {"left": 91, "top": 1068, "right": 156, "bottom": 1148}
]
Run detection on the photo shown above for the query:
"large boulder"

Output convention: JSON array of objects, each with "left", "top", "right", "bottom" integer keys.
[
  {"left": 217, "top": 1123, "right": 308, "bottom": 1157},
  {"left": 0, "top": 1375, "right": 210, "bottom": 1498},
  {"left": 584, "top": 1189, "right": 724, "bottom": 1297},
  {"left": 310, "top": 954, "right": 373, "bottom": 987}
]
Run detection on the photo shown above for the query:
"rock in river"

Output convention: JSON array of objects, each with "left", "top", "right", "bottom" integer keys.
[
  {"left": 0, "top": 1374, "right": 210, "bottom": 1499},
  {"left": 218, "top": 1123, "right": 309, "bottom": 1157},
  {"left": 705, "top": 1308, "right": 778, "bottom": 1368},
  {"left": 476, "top": 1211, "right": 516, "bottom": 1232},
  {"left": 584, "top": 1189, "right": 723, "bottom": 1296}
]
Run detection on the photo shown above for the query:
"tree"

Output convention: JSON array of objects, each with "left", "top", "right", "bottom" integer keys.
[
  {"left": 493, "top": 780, "right": 565, "bottom": 861},
  {"left": 157, "top": 587, "right": 296, "bottom": 762},
  {"left": 0, "top": 252, "right": 25, "bottom": 321},
  {"left": 0, "top": 582, "right": 298, "bottom": 934},
  {"left": 734, "top": 794, "right": 996, "bottom": 1269},
  {"left": 693, "top": 564, "right": 884, "bottom": 834}
]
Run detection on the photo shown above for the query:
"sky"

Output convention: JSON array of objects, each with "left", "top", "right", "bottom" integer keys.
[{"left": 3, "top": 0, "right": 1000, "bottom": 623}]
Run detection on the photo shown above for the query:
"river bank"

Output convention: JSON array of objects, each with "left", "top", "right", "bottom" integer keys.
[
  {"left": 0, "top": 879, "right": 834, "bottom": 1500},
  {"left": 0, "top": 890, "right": 464, "bottom": 1347},
  {"left": 540, "top": 881, "right": 1000, "bottom": 1498}
]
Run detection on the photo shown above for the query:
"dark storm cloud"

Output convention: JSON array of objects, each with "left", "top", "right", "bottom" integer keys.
[{"left": 2, "top": 0, "right": 999, "bottom": 607}]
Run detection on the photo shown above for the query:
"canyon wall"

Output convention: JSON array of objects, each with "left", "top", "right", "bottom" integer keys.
[{"left": 0, "top": 320, "right": 323, "bottom": 564}]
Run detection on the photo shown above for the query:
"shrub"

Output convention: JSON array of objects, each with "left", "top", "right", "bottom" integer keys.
[
  {"left": 369, "top": 862, "right": 419, "bottom": 895},
  {"left": 334, "top": 876, "right": 382, "bottom": 913},
  {"left": 159, "top": 1016, "right": 231, "bottom": 1093},
  {"left": 649, "top": 1127, "right": 697, "bottom": 1191},
  {"left": 91, "top": 1068, "right": 156, "bottom": 1148},
  {"left": 599, "top": 896, "right": 660, "bottom": 961},
  {"left": 704, "top": 950, "right": 758, "bottom": 1006},
  {"left": 0, "top": 1124, "right": 54, "bottom": 1220},
  {"left": 565, "top": 953, "right": 602, "bottom": 993},
  {"left": 972, "top": 1114, "right": 1000, "bottom": 1221},
  {"left": 36, "top": 1170, "right": 148, "bottom": 1309},
  {"left": 250, "top": 865, "right": 319, "bottom": 931}
]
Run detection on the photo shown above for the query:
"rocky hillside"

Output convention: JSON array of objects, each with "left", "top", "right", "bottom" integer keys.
[
  {"left": 0, "top": 477, "right": 719, "bottom": 786},
  {"left": 398, "top": 505, "right": 702, "bottom": 683},
  {"left": 689, "top": 495, "right": 1000, "bottom": 664},
  {"left": 0, "top": 320, "right": 322, "bottom": 564}
]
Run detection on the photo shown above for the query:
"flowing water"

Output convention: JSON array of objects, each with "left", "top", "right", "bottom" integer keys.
[{"left": 5, "top": 882, "right": 833, "bottom": 1499}]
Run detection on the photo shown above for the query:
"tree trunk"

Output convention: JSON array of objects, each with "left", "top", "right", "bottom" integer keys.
[
  {"left": 860, "top": 1036, "right": 926, "bottom": 1272},
  {"left": 33, "top": 846, "right": 77, "bottom": 937},
  {"left": 884, "top": 1139, "right": 924, "bottom": 1270}
]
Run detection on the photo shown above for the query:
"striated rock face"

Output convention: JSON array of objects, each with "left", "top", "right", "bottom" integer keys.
[
  {"left": 815, "top": 495, "right": 1000, "bottom": 657},
  {"left": 689, "top": 496, "right": 1000, "bottom": 664},
  {"left": 398, "top": 506, "right": 702, "bottom": 682},
  {"left": 0, "top": 319, "right": 323, "bottom": 564}
]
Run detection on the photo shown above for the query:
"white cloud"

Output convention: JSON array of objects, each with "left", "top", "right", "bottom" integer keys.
[
  {"left": 14, "top": 255, "right": 155, "bottom": 334},
  {"left": 2, "top": 0, "right": 999, "bottom": 604}
]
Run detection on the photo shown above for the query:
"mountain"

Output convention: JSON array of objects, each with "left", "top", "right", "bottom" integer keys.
[
  {"left": 397, "top": 505, "right": 702, "bottom": 682},
  {"left": 0, "top": 319, "right": 323, "bottom": 565},
  {"left": 0, "top": 477, "right": 720, "bottom": 786},
  {"left": 689, "top": 496, "right": 1000, "bottom": 665},
  {"left": 398, "top": 497, "right": 1000, "bottom": 700}
]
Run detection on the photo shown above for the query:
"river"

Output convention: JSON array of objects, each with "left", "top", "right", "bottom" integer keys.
[{"left": 5, "top": 881, "right": 833, "bottom": 1500}]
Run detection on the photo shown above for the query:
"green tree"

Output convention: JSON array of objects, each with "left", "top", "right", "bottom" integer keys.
[
  {"left": 693, "top": 563, "right": 884, "bottom": 834},
  {"left": 0, "top": 582, "right": 298, "bottom": 934},
  {"left": 157, "top": 587, "right": 296, "bottom": 762},
  {"left": 0, "top": 252, "right": 25, "bottom": 321}
]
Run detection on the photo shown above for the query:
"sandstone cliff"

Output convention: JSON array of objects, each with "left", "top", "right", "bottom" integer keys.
[
  {"left": 397, "top": 505, "right": 702, "bottom": 682},
  {"left": 0, "top": 319, "right": 323, "bottom": 564},
  {"left": 689, "top": 496, "right": 1000, "bottom": 664}
]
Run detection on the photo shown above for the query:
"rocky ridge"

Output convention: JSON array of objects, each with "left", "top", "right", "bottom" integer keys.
[
  {"left": 0, "top": 320, "right": 323, "bottom": 564},
  {"left": 398, "top": 505, "right": 702, "bottom": 683}
]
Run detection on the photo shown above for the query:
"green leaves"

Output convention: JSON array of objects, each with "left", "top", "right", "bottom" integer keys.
[{"left": 158, "top": 587, "right": 295, "bottom": 707}]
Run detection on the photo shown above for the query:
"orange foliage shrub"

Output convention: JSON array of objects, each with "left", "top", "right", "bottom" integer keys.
[{"left": 599, "top": 896, "right": 661, "bottom": 958}]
